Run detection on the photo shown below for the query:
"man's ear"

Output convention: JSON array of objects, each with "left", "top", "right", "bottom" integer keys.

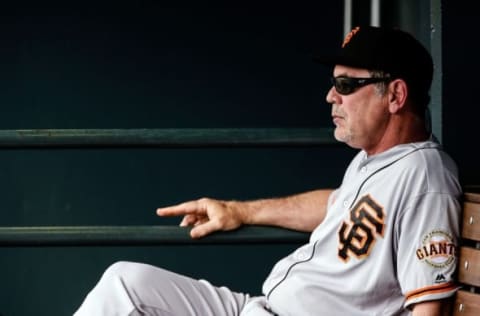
[{"left": 388, "top": 79, "right": 408, "bottom": 113}]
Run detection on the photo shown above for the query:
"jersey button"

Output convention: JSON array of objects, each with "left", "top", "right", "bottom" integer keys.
[
  {"left": 361, "top": 166, "right": 367, "bottom": 173},
  {"left": 297, "top": 251, "right": 308, "bottom": 260},
  {"left": 294, "top": 249, "right": 309, "bottom": 261},
  {"left": 343, "top": 200, "right": 349, "bottom": 207}
]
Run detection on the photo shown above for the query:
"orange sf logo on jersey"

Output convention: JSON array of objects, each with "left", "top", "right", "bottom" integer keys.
[{"left": 338, "top": 194, "right": 385, "bottom": 262}]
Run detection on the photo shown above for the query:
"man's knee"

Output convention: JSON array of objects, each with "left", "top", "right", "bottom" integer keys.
[
  {"left": 98, "top": 261, "right": 147, "bottom": 289},
  {"left": 101, "top": 261, "right": 171, "bottom": 287},
  {"left": 103, "top": 261, "right": 134, "bottom": 277}
]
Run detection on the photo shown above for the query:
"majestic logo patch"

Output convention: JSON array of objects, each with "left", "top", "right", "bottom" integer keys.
[
  {"left": 435, "top": 273, "right": 446, "bottom": 283},
  {"left": 415, "top": 230, "right": 457, "bottom": 268},
  {"left": 338, "top": 194, "right": 385, "bottom": 262}
]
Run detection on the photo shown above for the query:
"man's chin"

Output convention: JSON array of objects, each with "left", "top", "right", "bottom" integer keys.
[
  {"left": 333, "top": 130, "right": 347, "bottom": 144},
  {"left": 334, "top": 131, "right": 358, "bottom": 149}
]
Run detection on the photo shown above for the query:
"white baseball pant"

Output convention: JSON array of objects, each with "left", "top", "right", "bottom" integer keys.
[{"left": 73, "top": 261, "right": 276, "bottom": 316}]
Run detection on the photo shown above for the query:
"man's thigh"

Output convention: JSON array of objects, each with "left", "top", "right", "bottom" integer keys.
[{"left": 74, "top": 261, "right": 249, "bottom": 316}]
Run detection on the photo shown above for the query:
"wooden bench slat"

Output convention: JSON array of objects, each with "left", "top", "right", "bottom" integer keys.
[
  {"left": 464, "top": 192, "right": 480, "bottom": 204},
  {"left": 461, "top": 201, "right": 480, "bottom": 240},
  {"left": 458, "top": 247, "right": 480, "bottom": 287},
  {"left": 453, "top": 290, "right": 480, "bottom": 316}
]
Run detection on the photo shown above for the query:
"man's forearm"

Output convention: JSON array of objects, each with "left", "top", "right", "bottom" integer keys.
[{"left": 238, "top": 189, "right": 334, "bottom": 232}]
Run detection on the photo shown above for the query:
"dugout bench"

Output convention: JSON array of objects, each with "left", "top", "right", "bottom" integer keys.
[{"left": 453, "top": 192, "right": 480, "bottom": 315}]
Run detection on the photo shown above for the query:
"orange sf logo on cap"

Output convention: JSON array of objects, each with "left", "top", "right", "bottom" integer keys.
[{"left": 342, "top": 26, "right": 360, "bottom": 48}]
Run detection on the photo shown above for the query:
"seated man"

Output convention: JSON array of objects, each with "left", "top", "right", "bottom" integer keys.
[{"left": 74, "top": 26, "right": 462, "bottom": 316}]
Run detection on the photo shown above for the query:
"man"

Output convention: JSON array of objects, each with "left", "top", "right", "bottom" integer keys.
[{"left": 74, "top": 26, "right": 462, "bottom": 315}]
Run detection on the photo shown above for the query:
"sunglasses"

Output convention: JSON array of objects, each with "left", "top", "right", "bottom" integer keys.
[{"left": 330, "top": 76, "right": 391, "bottom": 95}]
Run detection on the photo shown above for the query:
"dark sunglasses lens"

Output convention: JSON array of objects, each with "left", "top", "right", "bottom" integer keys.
[{"left": 334, "top": 78, "right": 355, "bottom": 95}]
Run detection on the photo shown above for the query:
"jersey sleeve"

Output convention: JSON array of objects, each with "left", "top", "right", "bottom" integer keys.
[{"left": 396, "top": 192, "right": 461, "bottom": 308}]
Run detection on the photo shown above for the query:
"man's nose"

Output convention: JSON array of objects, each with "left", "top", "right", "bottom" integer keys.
[{"left": 326, "top": 86, "right": 340, "bottom": 105}]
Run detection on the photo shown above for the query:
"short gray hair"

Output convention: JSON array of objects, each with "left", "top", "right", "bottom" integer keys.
[
  {"left": 369, "top": 70, "right": 390, "bottom": 95},
  {"left": 369, "top": 70, "right": 429, "bottom": 118}
]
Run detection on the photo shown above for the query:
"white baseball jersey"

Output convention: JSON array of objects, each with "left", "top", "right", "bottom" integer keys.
[{"left": 262, "top": 139, "right": 462, "bottom": 316}]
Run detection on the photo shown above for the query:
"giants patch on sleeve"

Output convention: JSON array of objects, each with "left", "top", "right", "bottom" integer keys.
[{"left": 415, "top": 230, "right": 457, "bottom": 268}]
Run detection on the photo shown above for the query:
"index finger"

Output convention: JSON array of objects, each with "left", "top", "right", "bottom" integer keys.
[{"left": 156, "top": 200, "right": 204, "bottom": 217}]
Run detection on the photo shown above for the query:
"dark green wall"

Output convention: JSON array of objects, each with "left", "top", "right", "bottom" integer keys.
[
  {"left": 0, "top": 2, "right": 339, "bottom": 129},
  {"left": 442, "top": 1, "right": 480, "bottom": 187},
  {"left": 0, "top": 2, "right": 352, "bottom": 315}
]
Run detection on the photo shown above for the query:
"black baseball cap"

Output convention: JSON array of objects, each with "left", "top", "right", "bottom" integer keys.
[{"left": 314, "top": 26, "right": 433, "bottom": 103}]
